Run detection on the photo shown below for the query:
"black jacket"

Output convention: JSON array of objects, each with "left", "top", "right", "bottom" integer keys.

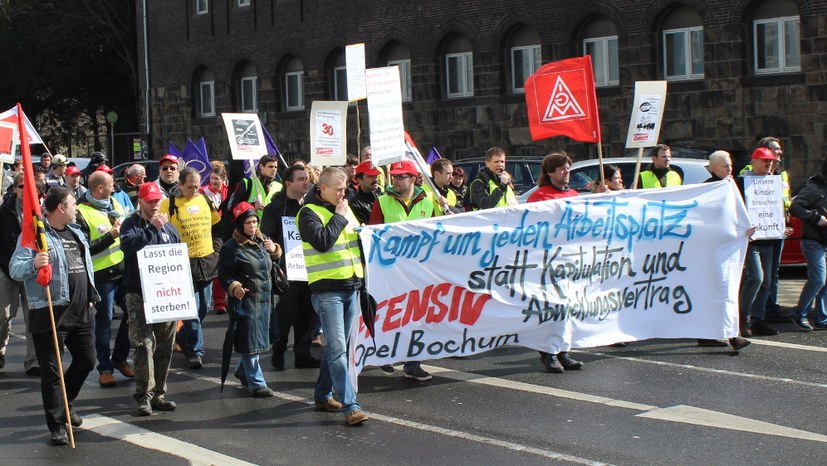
[
  {"left": 261, "top": 189, "right": 303, "bottom": 248},
  {"left": 296, "top": 188, "right": 362, "bottom": 292},
  {"left": 469, "top": 167, "right": 508, "bottom": 210},
  {"left": 0, "top": 194, "right": 21, "bottom": 278},
  {"left": 348, "top": 188, "right": 378, "bottom": 225},
  {"left": 790, "top": 175, "right": 827, "bottom": 245}
]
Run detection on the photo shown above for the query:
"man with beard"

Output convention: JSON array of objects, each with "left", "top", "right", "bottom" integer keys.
[
  {"left": 469, "top": 147, "right": 517, "bottom": 210},
  {"left": 261, "top": 165, "right": 319, "bottom": 370},
  {"left": 120, "top": 182, "right": 181, "bottom": 415},
  {"left": 65, "top": 166, "right": 87, "bottom": 200},
  {"left": 348, "top": 161, "right": 382, "bottom": 224}
]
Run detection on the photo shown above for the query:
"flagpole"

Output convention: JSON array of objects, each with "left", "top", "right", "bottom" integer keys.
[
  {"left": 632, "top": 147, "right": 644, "bottom": 189},
  {"left": 44, "top": 285, "right": 76, "bottom": 448},
  {"left": 597, "top": 141, "right": 605, "bottom": 186},
  {"left": 404, "top": 139, "right": 451, "bottom": 214},
  {"left": 355, "top": 103, "right": 361, "bottom": 157}
]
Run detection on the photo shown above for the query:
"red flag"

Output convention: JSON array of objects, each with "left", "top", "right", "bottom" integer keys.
[
  {"left": 16, "top": 103, "right": 52, "bottom": 286},
  {"left": 524, "top": 56, "right": 601, "bottom": 143}
]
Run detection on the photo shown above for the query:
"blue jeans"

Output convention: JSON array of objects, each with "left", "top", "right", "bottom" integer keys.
[
  {"left": 739, "top": 242, "right": 776, "bottom": 322},
  {"left": 764, "top": 238, "right": 784, "bottom": 315},
  {"left": 237, "top": 354, "right": 266, "bottom": 391},
  {"left": 796, "top": 239, "right": 827, "bottom": 325},
  {"left": 94, "top": 279, "right": 130, "bottom": 373},
  {"left": 312, "top": 290, "right": 360, "bottom": 414},
  {"left": 177, "top": 280, "right": 212, "bottom": 357}
]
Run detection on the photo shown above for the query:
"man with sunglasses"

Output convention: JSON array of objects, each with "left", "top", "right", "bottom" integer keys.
[
  {"left": 367, "top": 160, "right": 436, "bottom": 381},
  {"left": 155, "top": 154, "right": 180, "bottom": 199}
]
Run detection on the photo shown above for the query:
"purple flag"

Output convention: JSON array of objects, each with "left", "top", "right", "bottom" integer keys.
[
  {"left": 182, "top": 138, "right": 212, "bottom": 186},
  {"left": 168, "top": 141, "right": 183, "bottom": 158},
  {"left": 425, "top": 147, "right": 441, "bottom": 164}
]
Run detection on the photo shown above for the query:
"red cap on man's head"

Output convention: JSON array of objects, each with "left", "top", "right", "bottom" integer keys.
[
  {"left": 138, "top": 182, "right": 163, "bottom": 201},
  {"left": 65, "top": 166, "right": 81, "bottom": 176},
  {"left": 96, "top": 164, "right": 115, "bottom": 174},
  {"left": 159, "top": 154, "right": 178, "bottom": 165},
  {"left": 389, "top": 160, "right": 418, "bottom": 176},
  {"left": 355, "top": 161, "right": 381, "bottom": 176},
  {"left": 751, "top": 147, "right": 778, "bottom": 161}
]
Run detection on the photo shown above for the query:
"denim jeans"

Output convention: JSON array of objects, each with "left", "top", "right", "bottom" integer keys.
[
  {"left": 237, "top": 354, "right": 266, "bottom": 391},
  {"left": 177, "top": 280, "right": 212, "bottom": 357},
  {"left": 796, "top": 239, "right": 827, "bottom": 325},
  {"left": 312, "top": 290, "right": 360, "bottom": 414},
  {"left": 764, "top": 238, "right": 784, "bottom": 315},
  {"left": 94, "top": 279, "right": 130, "bottom": 373},
  {"left": 739, "top": 242, "right": 776, "bottom": 322}
]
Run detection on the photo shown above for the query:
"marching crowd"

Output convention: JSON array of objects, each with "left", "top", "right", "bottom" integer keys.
[{"left": 1, "top": 137, "right": 826, "bottom": 445}]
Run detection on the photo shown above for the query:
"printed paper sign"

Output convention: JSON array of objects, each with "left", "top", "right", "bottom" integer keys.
[
  {"left": 366, "top": 66, "right": 406, "bottom": 166},
  {"left": 137, "top": 243, "right": 198, "bottom": 323},
  {"left": 221, "top": 113, "right": 266, "bottom": 160},
  {"left": 355, "top": 181, "right": 751, "bottom": 372},
  {"left": 282, "top": 216, "right": 307, "bottom": 281},
  {"left": 625, "top": 81, "right": 667, "bottom": 148},
  {"left": 0, "top": 121, "right": 17, "bottom": 164},
  {"left": 743, "top": 175, "right": 785, "bottom": 240},
  {"left": 310, "top": 101, "right": 348, "bottom": 167},
  {"left": 346, "top": 43, "right": 367, "bottom": 102}
]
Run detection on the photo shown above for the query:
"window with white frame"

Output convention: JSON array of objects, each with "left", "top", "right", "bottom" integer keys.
[
  {"left": 385, "top": 42, "right": 412, "bottom": 101},
  {"left": 333, "top": 66, "right": 348, "bottom": 101},
  {"left": 753, "top": 1, "right": 800, "bottom": 74},
  {"left": 661, "top": 7, "right": 704, "bottom": 80},
  {"left": 582, "top": 17, "right": 619, "bottom": 87},
  {"left": 445, "top": 35, "right": 474, "bottom": 98},
  {"left": 199, "top": 81, "right": 215, "bottom": 117},
  {"left": 511, "top": 46, "right": 541, "bottom": 93},
  {"left": 240, "top": 76, "right": 257, "bottom": 112},
  {"left": 508, "top": 27, "right": 542, "bottom": 93},
  {"left": 196, "top": 0, "right": 208, "bottom": 14},
  {"left": 285, "top": 72, "right": 303, "bottom": 110},
  {"left": 237, "top": 0, "right": 250, "bottom": 7}
]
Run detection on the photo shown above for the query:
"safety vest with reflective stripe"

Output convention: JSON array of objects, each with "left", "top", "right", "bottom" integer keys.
[
  {"left": 639, "top": 170, "right": 682, "bottom": 189},
  {"left": 247, "top": 177, "right": 283, "bottom": 218},
  {"left": 377, "top": 191, "right": 435, "bottom": 222},
  {"left": 474, "top": 179, "right": 517, "bottom": 210},
  {"left": 421, "top": 183, "right": 456, "bottom": 216},
  {"left": 76, "top": 199, "right": 125, "bottom": 272},
  {"left": 298, "top": 204, "right": 364, "bottom": 284}
]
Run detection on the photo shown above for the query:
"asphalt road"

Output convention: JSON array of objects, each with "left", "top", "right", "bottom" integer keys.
[{"left": 1, "top": 267, "right": 824, "bottom": 465}]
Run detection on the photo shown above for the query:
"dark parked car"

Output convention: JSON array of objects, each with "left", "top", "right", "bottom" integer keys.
[{"left": 451, "top": 156, "right": 543, "bottom": 196}]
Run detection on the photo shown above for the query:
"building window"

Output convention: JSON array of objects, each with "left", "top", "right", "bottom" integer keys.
[
  {"left": 444, "top": 35, "right": 473, "bottom": 98},
  {"left": 237, "top": 0, "right": 250, "bottom": 6},
  {"left": 661, "top": 7, "right": 704, "bottom": 80},
  {"left": 333, "top": 66, "right": 348, "bottom": 101},
  {"left": 582, "top": 17, "right": 619, "bottom": 87},
  {"left": 754, "top": 16, "right": 800, "bottom": 73},
  {"left": 511, "top": 45, "right": 541, "bottom": 93},
  {"left": 196, "top": 0, "right": 208, "bottom": 14},
  {"left": 388, "top": 59, "right": 412, "bottom": 102},
  {"left": 199, "top": 81, "right": 215, "bottom": 117},
  {"left": 240, "top": 76, "right": 256, "bottom": 112},
  {"left": 285, "top": 72, "right": 303, "bottom": 110}
]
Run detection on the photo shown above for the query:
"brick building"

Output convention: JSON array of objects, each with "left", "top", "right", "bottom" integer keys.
[{"left": 137, "top": 0, "right": 827, "bottom": 190}]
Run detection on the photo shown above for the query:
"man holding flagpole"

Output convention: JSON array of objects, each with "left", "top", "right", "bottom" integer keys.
[{"left": 10, "top": 186, "right": 99, "bottom": 445}]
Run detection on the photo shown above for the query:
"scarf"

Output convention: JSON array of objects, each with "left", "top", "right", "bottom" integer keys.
[{"left": 83, "top": 189, "right": 119, "bottom": 219}]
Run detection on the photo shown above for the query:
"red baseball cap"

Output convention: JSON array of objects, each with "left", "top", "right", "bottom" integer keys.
[
  {"left": 65, "top": 166, "right": 81, "bottom": 176},
  {"left": 389, "top": 160, "right": 418, "bottom": 176},
  {"left": 138, "top": 182, "right": 163, "bottom": 201},
  {"left": 751, "top": 147, "right": 778, "bottom": 161},
  {"left": 96, "top": 164, "right": 115, "bottom": 174},
  {"left": 355, "top": 161, "right": 381, "bottom": 176},
  {"left": 159, "top": 154, "right": 178, "bottom": 165}
]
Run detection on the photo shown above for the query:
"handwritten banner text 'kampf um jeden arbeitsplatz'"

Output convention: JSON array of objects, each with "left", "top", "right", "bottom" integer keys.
[{"left": 355, "top": 180, "right": 751, "bottom": 371}]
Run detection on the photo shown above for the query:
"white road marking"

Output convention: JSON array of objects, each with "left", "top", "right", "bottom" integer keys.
[
  {"left": 582, "top": 351, "right": 827, "bottom": 389},
  {"left": 637, "top": 405, "right": 827, "bottom": 443},
  {"left": 82, "top": 414, "right": 256, "bottom": 465},
  {"left": 419, "top": 364, "right": 827, "bottom": 443},
  {"left": 748, "top": 339, "right": 827, "bottom": 353}
]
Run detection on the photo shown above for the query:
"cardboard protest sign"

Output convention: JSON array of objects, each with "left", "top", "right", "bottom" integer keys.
[
  {"left": 366, "top": 66, "right": 406, "bottom": 167},
  {"left": 221, "top": 113, "right": 266, "bottom": 160},
  {"left": 309, "top": 101, "right": 348, "bottom": 167},
  {"left": 743, "top": 175, "right": 785, "bottom": 240},
  {"left": 356, "top": 181, "right": 751, "bottom": 372},
  {"left": 137, "top": 243, "right": 198, "bottom": 323},
  {"left": 346, "top": 43, "right": 367, "bottom": 102},
  {"left": 625, "top": 81, "right": 667, "bottom": 148},
  {"left": 282, "top": 216, "right": 307, "bottom": 281}
]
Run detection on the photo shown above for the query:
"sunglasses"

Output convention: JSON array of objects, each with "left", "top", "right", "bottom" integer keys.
[
  {"left": 160, "top": 165, "right": 178, "bottom": 171},
  {"left": 392, "top": 174, "right": 412, "bottom": 179},
  {"left": 16, "top": 184, "right": 24, "bottom": 189}
]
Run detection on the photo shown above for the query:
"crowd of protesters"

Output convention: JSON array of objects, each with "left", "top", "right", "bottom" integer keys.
[{"left": 0, "top": 137, "right": 823, "bottom": 444}]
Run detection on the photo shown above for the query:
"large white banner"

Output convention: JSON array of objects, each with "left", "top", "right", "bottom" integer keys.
[
  {"left": 137, "top": 243, "right": 198, "bottom": 323},
  {"left": 356, "top": 181, "right": 751, "bottom": 371}
]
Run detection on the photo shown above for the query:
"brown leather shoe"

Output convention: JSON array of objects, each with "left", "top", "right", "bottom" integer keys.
[
  {"left": 113, "top": 360, "right": 135, "bottom": 378},
  {"left": 314, "top": 397, "right": 343, "bottom": 412},
  {"left": 99, "top": 371, "right": 117, "bottom": 387},
  {"left": 345, "top": 409, "right": 368, "bottom": 425}
]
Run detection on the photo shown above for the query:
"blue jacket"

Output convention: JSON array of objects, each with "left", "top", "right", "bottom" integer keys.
[{"left": 9, "top": 221, "right": 100, "bottom": 310}]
